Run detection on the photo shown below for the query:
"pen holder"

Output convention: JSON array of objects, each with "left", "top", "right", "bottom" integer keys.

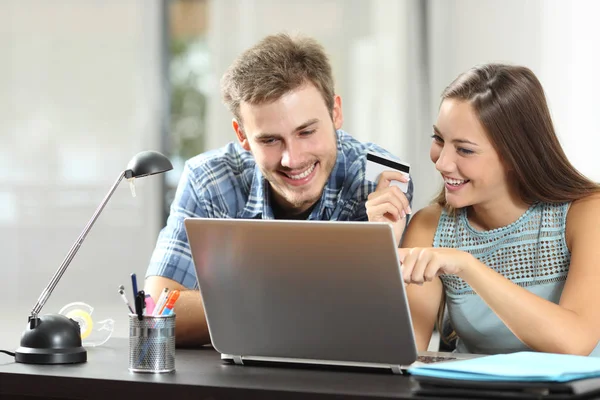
[{"left": 128, "top": 313, "right": 175, "bottom": 373}]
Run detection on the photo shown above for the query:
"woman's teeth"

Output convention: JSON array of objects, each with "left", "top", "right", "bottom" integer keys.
[{"left": 445, "top": 178, "right": 469, "bottom": 186}]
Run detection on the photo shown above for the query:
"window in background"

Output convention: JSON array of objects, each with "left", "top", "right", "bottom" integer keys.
[
  {"left": 163, "top": 0, "right": 210, "bottom": 223},
  {"left": 0, "top": 1, "right": 163, "bottom": 341}
]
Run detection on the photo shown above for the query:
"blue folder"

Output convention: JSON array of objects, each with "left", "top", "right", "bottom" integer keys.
[{"left": 408, "top": 352, "right": 600, "bottom": 382}]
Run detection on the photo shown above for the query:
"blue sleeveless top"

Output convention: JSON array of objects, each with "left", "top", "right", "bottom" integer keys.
[{"left": 433, "top": 202, "right": 600, "bottom": 356}]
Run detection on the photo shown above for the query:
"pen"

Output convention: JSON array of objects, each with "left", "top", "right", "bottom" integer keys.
[
  {"left": 117, "top": 285, "right": 134, "bottom": 314},
  {"left": 153, "top": 288, "right": 170, "bottom": 316},
  {"left": 161, "top": 290, "right": 180, "bottom": 315},
  {"left": 156, "top": 289, "right": 174, "bottom": 315},
  {"left": 130, "top": 273, "right": 139, "bottom": 301},
  {"left": 134, "top": 292, "right": 144, "bottom": 321}
]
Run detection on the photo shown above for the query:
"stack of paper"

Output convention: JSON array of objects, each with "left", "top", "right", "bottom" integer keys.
[{"left": 408, "top": 352, "right": 600, "bottom": 382}]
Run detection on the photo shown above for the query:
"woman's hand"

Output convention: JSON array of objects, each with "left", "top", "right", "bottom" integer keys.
[
  {"left": 365, "top": 171, "right": 412, "bottom": 245},
  {"left": 397, "top": 247, "right": 476, "bottom": 285}
]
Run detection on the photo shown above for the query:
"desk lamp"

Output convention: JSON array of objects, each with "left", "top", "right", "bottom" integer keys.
[{"left": 15, "top": 150, "right": 173, "bottom": 364}]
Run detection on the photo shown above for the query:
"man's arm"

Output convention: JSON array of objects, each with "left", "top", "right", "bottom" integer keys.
[
  {"left": 143, "top": 160, "right": 214, "bottom": 347},
  {"left": 144, "top": 275, "right": 211, "bottom": 347}
]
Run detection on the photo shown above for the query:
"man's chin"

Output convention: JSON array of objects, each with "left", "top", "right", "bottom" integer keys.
[
  {"left": 277, "top": 189, "right": 322, "bottom": 211},
  {"left": 268, "top": 175, "right": 327, "bottom": 209},
  {"left": 284, "top": 194, "right": 320, "bottom": 210}
]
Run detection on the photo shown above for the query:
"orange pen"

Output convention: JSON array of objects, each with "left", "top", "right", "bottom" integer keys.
[{"left": 159, "top": 289, "right": 180, "bottom": 315}]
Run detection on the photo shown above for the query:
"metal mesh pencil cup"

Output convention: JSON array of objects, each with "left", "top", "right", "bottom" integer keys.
[{"left": 128, "top": 313, "right": 176, "bottom": 373}]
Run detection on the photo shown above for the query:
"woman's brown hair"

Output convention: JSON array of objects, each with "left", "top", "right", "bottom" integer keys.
[
  {"left": 434, "top": 63, "right": 599, "bottom": 208},
  {"left": 433, "top": 63, "right": 599, "bottom": 344}
]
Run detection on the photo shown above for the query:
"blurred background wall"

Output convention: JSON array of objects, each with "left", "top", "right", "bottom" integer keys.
[
  {"left": 0, "top": 0, "right": 165, "bottom": 342},
  {"left": 1, "top": 0, "right": 598, "bottom": 343}
]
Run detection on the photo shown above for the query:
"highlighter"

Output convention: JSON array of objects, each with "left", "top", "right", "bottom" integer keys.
[{"left": 144, "top": 294, "right": 155, "bottom": 315}]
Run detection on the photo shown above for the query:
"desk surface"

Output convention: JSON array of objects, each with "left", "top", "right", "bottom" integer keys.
[{"left": 0, "top": 338, "right": 443, "bottom": 400}]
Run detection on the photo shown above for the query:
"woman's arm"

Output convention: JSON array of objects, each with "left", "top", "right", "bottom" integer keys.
[
  {"left": 399, "top": 205, "right": 444, "bottom": 351},
  {"left": 401, "top": 194, "right": 600, "bottom": 355}
]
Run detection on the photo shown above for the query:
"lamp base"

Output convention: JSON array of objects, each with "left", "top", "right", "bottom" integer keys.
[{"left": 15, "top": 314, "right": 87, "bottom": 364}]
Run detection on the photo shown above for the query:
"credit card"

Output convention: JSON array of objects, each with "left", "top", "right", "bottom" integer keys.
[{"left": 365, "top": 152, "right": 410, "bottom": 193}]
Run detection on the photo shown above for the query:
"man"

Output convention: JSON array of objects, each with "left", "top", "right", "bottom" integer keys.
[{"left": 144, "top": 33, "right": 413, "bottom": 346}]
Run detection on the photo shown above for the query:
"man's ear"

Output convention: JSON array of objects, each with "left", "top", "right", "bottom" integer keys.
[
  {"left": 332, "top": 95, "right": 343, "bottom": 130},
  {"left": 232, "top": 119, "right": 251, "bottom": 151}
]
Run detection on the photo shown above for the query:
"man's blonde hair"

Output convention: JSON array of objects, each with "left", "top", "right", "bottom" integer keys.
[{"left": 220, "top": 33, "right": 335, "bottom": 123}]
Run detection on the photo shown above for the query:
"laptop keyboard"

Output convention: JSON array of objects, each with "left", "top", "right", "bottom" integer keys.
[{"left": 416, "top": 355, "right": 457, "bottom": 364}]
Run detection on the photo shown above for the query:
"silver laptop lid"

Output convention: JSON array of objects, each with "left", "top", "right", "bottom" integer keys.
[{"left": 184, "top": 218, "right": 418, "bottom": 366}]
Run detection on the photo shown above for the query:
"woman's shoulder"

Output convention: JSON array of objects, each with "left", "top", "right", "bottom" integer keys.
[
  {"left": 565, "top": 192, "right": 600, "bottom": 247},
  {"left": 411, "top": 203, "right": 445, "bottom": 227},
  {"left": 567, "top": 192, "right": 600, "bottom": 219},
  {"left": 403, "top": 203, "right": 445, "bottom": 247}
]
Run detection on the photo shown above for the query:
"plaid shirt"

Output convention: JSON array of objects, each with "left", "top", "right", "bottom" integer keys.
[{"left": 146, "top": 130, "right": 414, "bottom": 288}]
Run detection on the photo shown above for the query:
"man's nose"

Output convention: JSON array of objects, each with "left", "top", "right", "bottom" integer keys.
[{"left": 281, "top": 142, "right": 304, "bottom": 169}]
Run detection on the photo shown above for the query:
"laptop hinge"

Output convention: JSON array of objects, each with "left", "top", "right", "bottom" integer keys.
[{"left": 232, "top": 356, "right": 244, "bottom": 365}]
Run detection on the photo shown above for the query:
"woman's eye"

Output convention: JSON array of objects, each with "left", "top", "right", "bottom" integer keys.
[{"left": 458, "top": 148, "right": 474, "bottom": 155}]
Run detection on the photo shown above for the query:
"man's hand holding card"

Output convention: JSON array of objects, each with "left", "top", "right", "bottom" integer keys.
[{"left": 365, "top": 152, "right": 412, "bottom": 246}]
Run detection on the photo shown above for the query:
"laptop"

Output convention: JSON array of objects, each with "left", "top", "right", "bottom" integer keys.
[{"left": 184, "top": 218, "right": 475, "bottom": 374}]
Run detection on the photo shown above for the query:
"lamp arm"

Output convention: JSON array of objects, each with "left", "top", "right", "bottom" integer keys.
[{"left": 30, "top": 170, "right": 130, "bottom": 319}]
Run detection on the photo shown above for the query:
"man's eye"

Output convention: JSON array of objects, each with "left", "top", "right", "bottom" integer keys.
[
  {"left": 300, "top": 130, "right": 315, "bottom": 136},
  {"left": 431, "top": 134, "right": 443, "bottom": 143}
]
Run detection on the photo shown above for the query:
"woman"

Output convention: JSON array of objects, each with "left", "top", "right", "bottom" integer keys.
[{"left": 366, "top": 63, "right": 600, "bottom": 356}]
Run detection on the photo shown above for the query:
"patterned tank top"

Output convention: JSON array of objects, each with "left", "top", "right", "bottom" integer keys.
[
  {"left": 435, "top": 202, "right": 570, "bottom": 297},
  {"left": 432, "top": 202, "right": 600, "bottom": 355}
]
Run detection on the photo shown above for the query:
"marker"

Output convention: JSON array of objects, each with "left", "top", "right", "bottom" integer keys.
[
  {"left": 153, "top": 288, "right": 169, "bottom": 316},
  {"left": 144, "top": 294, "right": 155, "bottom": 315},
  {"left": 138, "top": 290, "right": 146, "bottom": 314},
  {"left": 118, "top": 285, "right": 134, "bottom": 314},
  {"left": 160, "top": 290, "right": 180, "bottom": 315},
  {"left": 134, "top": 292, "right": 144, "bottom": 321}
]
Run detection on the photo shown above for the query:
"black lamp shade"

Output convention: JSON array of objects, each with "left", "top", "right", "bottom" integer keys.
[{"left": 126, "top": 150, "right": 173, "bottom": 178}]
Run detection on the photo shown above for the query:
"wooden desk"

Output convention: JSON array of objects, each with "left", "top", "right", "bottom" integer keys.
[{"left": 0, "top": 338, "right": 442, "bottom": 400}]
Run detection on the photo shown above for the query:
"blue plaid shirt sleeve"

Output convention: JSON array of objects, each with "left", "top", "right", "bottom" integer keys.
[
  {"left": 145, "top": 161, "right": 208, "bottom": 289},
  {"left": 340, "top": 139, "right": 414, "bottom": 222}
]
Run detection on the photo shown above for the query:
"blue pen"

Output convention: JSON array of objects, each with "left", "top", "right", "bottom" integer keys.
[{"left": 131, "top": 273, "right": 138, "bottom": 300}]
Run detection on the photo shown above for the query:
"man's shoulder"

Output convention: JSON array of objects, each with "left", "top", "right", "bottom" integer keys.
[
  {"left": 185, "top": 142, "right": 256, "bottom": 181},
  {"left": 337, "top": 130, "right": 398, "bottom": 161}
]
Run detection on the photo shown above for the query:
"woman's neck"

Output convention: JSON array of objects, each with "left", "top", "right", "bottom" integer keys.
[{"left": 467, "top": 197, "right": 532, "bottom": 231}]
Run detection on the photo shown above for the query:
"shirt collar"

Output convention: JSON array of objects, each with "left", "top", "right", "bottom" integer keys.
[{"left": 238, "top": 130, "right": 348, "bottom": 220}]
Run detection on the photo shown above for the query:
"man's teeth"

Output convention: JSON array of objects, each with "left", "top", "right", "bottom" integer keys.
[
  {"left": 445, "top": 178, "right": 469, "bottom": 186},
  {"left": 287, "top": 164, "right": 315, "bottom": 180}
]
